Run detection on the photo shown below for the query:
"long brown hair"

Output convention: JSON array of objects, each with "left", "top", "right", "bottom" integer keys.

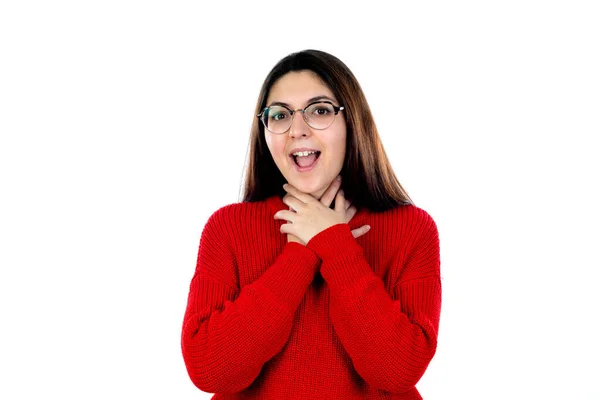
[{"left": 240, "top": 49, "right": 413, "bottom": 212}]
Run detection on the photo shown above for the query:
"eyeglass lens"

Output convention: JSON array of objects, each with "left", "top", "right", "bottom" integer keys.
[{"left": 262, "top": 102, "right": 337, "bottom": 134}]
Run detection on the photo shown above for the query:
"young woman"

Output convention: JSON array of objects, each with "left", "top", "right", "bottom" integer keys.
[{"left": 181, "top": 49, "right": 442, "bottom": 399}]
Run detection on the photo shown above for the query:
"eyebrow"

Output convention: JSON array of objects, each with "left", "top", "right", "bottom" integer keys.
[{"left": 267, "top": 95, "right": 338, "bottom": 108}]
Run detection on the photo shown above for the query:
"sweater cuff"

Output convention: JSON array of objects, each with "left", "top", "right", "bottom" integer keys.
[
  {"left": 306, "top": 224, "right": 374, "bottom": 291},
  {"left": 258, "top": 241, "right": 320, "bottom": 311}
]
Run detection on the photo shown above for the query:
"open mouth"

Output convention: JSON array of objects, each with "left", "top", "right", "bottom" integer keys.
[{"left": 290, "top": 151, "right": 321, "bottom": 170}]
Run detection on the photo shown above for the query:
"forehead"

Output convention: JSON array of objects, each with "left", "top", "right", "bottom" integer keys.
[{"left": 266, "top": 70, "right": 336, "bottom": 105}]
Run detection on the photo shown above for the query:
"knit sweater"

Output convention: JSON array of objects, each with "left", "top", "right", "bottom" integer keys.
[{"left": 181, "top": 194, "right": 441, "bottom": 400}]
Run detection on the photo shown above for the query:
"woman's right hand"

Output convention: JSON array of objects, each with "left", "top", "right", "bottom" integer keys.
[{"left": 286, "top": 175, "right": 370, "bottom": 244}]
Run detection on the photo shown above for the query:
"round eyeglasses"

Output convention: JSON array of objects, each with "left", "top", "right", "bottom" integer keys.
[{"left": 257, "top": 101, "right": 345, "bottom": 134}]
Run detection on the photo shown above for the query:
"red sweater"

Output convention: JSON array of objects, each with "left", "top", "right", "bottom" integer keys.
[{"left": 181, "top": 194, "right": 441, "bottom": 399}]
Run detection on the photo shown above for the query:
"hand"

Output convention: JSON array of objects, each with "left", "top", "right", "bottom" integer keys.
[
  {"left": 285, "top": 178, "right": 350, "bottom": 245},
  {"left": 285, "top": 222, "right": 304, "bottom": 245},
  {"left": 275, "top": 175, "right": 371, "bottom": 245},
  {"left": 315, "top": 176, "right": 370, "bottom": 240}
]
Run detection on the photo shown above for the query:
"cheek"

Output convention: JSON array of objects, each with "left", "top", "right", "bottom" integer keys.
[
  {"left": 266, "top": 136, "right": 286, "bottom": 161},
  {"left": 329, "top": 129, "right": 347, "bottom": 164},
  {"left": 333, "top": 144, "right": 346, "bottom": 165},
  {"left": 265, "top": 135, "right": 274, "bottom": 152}
]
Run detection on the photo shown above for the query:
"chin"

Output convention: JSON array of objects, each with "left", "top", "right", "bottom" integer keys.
[{"left": 288, "top": 179, "right": 324, "bottom": 196}]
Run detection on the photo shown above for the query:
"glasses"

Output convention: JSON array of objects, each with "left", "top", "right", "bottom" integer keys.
[{"left": 257, "top": 101, "right": 345, "bottom": 134}]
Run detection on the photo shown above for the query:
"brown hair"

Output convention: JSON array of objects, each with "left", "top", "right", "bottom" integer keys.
[{"left": 240, "top": 49, "right": 413, "bottom": 212}]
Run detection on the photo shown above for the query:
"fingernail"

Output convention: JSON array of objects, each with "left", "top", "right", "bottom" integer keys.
[
  {"left": 336, "top": 176, "right": 342, "bottom": 181},
  {"left": 365, "top": 225, "right": 371, "bottom": 231}
]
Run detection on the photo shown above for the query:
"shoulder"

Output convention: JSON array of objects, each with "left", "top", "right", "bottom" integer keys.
[
  {"left": 369, "top": 204, "right": 440, "bottom": 256},
  {"left": 203, "top": 199, "right": 271, "bottom": 233},
  {"left": 401, "top": 204, "right": 438, "bottom": 232},
  {"left": 379, "top": 203, "right": 438, "bottom": 235}
]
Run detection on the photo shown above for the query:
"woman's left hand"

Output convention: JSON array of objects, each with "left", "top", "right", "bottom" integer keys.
[{"left": 274, "top": 183, "right": 353, "bottom": 244}]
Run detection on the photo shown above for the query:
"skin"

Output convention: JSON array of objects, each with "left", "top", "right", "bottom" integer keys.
[{"left": 265, "top": 70, "right": 370, "bottom": 245}]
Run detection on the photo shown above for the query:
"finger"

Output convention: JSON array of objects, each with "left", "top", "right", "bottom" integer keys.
[
  {"left": 283, "top": 183, "right": 314, "bottom": 204},
  {"left": 280, "top": 223, "right": 292, "bottom": 235},
  {"left": 282, "top": 194, "right": 306, "bottom": 213},
  {"left": 319, "top": 176, "right": 342, "bottom": 207},
  {"left": 351, "top": 225, "right": 371, "bottom": 238},
  {"left": 344, "top": 205, "right": 357, "bottom": 222},
  {"left": 344, "top": 198, "right": 351, "bottom": 210},
  {"left": 334, "top": 189, "right": 346, "bottom": 213},
  {"left": 273, "top": 210, "right": 298, "bottom": 223}
]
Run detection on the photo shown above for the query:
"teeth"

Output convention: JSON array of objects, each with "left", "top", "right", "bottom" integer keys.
[{"left": 292, "top": 150, "right": 318, "bottom": 157}]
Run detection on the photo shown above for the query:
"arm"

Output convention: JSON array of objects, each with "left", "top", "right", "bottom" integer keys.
[
  {"left": 181, "top": 206, "right": 319, "bottom": 394},
  {"left": 306, "top": 208, "right": 441, "bottom": 393}
]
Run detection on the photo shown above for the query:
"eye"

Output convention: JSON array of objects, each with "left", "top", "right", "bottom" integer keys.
[
  {"left": 272, "top": 112, "right": 288, "bottom": 121},
  {"left": 313, "top": 107, "right": 330, "bottom": 116},
  {"left": 307, "top": 102, "right": 334, "bottom": 116},
  {"left": 267, "top": 106, "right": 289, "bottom": 122}
]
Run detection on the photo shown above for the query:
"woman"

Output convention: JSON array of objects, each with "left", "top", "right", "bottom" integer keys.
[{"left": 181, "top": 49, "right": 441, "bottom": 399}]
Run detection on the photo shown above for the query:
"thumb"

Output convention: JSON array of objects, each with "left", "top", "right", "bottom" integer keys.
[{"left": 334, "top": 189, "right": 345, "bottom": 213}]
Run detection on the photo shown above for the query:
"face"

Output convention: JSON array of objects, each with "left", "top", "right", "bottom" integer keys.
[{"left": 264, "top": 70, "right": 347, "bottom": 199}]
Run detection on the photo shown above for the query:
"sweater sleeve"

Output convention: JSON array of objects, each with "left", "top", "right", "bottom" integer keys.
[
  {"left": 181, "top": 206, "right": 320, "bottom": 394},
  {"left": 306, "top": 209, "right": 441, "bottom": 393}
]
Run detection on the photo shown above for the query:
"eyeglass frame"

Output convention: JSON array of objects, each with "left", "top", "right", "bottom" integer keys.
[{"left": 257, "top": 100, "right": 345, "bottom": 134}]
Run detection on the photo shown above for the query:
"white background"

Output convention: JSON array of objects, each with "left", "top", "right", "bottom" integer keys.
[{"left": 1, "top": 1, "right": 599, "bottom": 399}]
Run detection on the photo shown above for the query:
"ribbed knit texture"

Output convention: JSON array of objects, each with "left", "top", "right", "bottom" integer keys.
[{"left": 181, "top": 194, "right": 441, "bottom": 400}]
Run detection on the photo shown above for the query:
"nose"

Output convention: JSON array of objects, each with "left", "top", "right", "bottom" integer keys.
[{"left": 289, "top": 109, "right": 310, "bottom": 137}]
